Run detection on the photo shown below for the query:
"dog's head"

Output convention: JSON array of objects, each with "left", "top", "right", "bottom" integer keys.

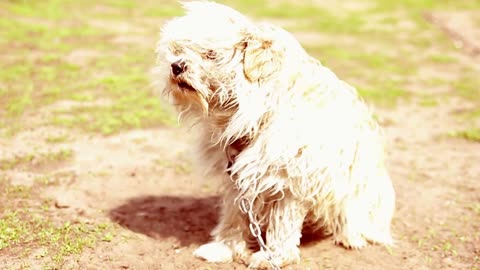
[{"left": 154, "top": 1, "right": 288, "bottom": 119}]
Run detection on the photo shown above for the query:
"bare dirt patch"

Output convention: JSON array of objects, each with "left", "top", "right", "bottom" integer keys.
[
  {"left": 425, "top": 11, "right": 480, "bottom": 57},
  {"left": 65, "top": 49, "right": 103, "bottom": 66}
]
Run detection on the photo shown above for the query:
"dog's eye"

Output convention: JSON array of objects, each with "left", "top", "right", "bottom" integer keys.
[{"left": 205, "top": 50, "right": 217, "bottom": 60}]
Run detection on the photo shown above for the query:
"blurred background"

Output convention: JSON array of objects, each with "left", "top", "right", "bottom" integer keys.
[
  {"left": 0, "top": 0, "right": 479, "bottom": 269},
  {"left": 0, "top": 0, "right": 479, "bottom": 135}
]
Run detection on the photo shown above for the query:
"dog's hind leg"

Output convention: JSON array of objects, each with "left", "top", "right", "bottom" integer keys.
[
  {"left": 332, "top": 197, "right": 369, "bottom": 249},
  {"left": 333, "top": 168, "right": 395, "bottom": 249},
  {"left": 360, "top": 168, "right": 395, "bottom": 246}
]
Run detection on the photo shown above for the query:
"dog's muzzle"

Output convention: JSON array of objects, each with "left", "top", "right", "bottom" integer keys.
[{"left": 171, "top": 60, "right": 186, "bottom": 76}]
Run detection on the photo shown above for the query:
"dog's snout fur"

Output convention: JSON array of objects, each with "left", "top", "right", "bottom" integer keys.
[{"left": 171, "top": 60, "right": 186, "bottom": 76}]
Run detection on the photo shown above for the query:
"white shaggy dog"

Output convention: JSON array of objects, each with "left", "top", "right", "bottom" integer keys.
[{"left": 153, "top": 1, "right": 395, "bottom": 269}]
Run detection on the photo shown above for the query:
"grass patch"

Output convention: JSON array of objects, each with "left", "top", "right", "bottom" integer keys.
[
  {"left": 45, "top": 135, "right": 70, "bottom": 144},
  {"left": 0, "top": 210, "right": 113, "bottom": 267},
  {"left": 453, "top": 75, "right": 480, "bottom": 101},
  {"left": 224, "top": 0, "right": 367, "bottom": 34},
  {"left": 306, "top": 43, "right": 414, "bottom": 82},
  {"left": 466, "top": 109, "right": 480, "bottom": 119},
  {"left": 0, "top": 172, "right": 116, "bottom": 268},
  {"left": 429, "top": 54, "right": 457, "bottom": 64},
  {"left": 4, "top": 184, "right": 32, "bottom": 199},
  {"left": 50, "top": 74, "right": 175, "bottom": 135},
  {"left": 0, "top": 149, "right": 73, "bottom": 170},
  {"left": 0, "top": 211, "right": 30, "bottom": 250},
  {"left": 418, "top": 96, "right": 439, "bottom": 107},
  {"left": 103, "top": 0, "right": 137, "bottom": 9},
  {"left": 423, "top": 77, "right": 449, "bottom": 88},
  {"left": 143, "top": 6, "right": 183, "bottom": 17},
  {"left": 0, "top": 16, "right": 106, "bottom": 52},
  {"left": 1, "top": 0, "right": 73, "bottom": 20},
  {"left": 154, "top": 159, "right": 192, "bottom": 174},
  {"left": 471, "top": 203, "right": 480, "bottom": 215},
  {"left": 0, "top": 60, "right": 34, "bottom": 82},
  {"left": 372, "top": 0, "right": 480, "bottom": 12},
  {"left": 0, "top": 45, "right": 174, "bottom": 136},
  {"left": 0, "top": 60, "right": 79, "bottom": 120},
  {"left": 6, "top": 90, "right": 33, "bottom": 117},
  {"left": 449, "top": 128, "right": 480, "bottom": 142},
  {"left": 358, "top": 86, "right": 410, "bottom": 107}
]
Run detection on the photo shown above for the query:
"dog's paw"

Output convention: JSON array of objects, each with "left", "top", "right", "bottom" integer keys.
[
  {"left": 248, "top": 251, "right": 276, "bottom": 269},
  {"left": 193, "top": 241, "right": 233, "bottom": 263},
  {"left": 363, "top": 230, "right": 394, "bottom": 247},
  {"left": 248, "top": 249, "right": 299, "bottom": 269},
  {"left": 231, "top": 240, "right": 252, "bottom": 263},
  {"left": 334, "top": 234, "right": 367, "bottom": 249}
]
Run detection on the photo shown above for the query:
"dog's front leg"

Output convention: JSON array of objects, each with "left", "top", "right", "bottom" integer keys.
[
  {"left": 194, "top": 183, "right": 252, "bottom": 264},
  {"left": 248, "top": 192, "right": 307, "bottom": 269}
]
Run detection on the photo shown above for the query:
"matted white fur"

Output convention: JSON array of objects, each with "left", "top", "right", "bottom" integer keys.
[{"left": 153, "top": 1, "right": 395, "bottom": 269}]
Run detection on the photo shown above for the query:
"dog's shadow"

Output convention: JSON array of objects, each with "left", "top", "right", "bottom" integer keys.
[
  {"left": 109, "top": 194, "right": 329, "bottom": 247},
  {"left": 109, "top": 195, "right": 220, "bottom": 246}
]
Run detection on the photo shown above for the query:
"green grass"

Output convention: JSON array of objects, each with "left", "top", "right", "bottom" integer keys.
[
  {"left": 418, "top": 95, "right": 440, "bottom": 107},
  {"left": 0, "top": 23, "right": 174, "bottom": 137},
  {"left": 50, "top": 73, "right": 176, "bottom": 135},
  {"left": 5, "top": 90, "right": 33, "bottom": 117},
  {"left": 454, "top": 74, "right": 480, "bottom": 100},
  {"left": 102, "top": 0, "right": 137, "bottom": 9},
  {"left": 316, "top": 45, "right": 413, "bottom": 75},
  {"left": 450, "top": 128, "right": 480, "bottom": 142},
  {"left": 372, "top": 0, "right": 480, "bottom": 12},
  {"left": 1, "top": 0, "right": 74, "bottom": 20},
  {"left": 429, "top": 54, "right": 457, "bottom": 64},
  {"left": 142, "top": 6, "right": 183, "bottom": 17},
  {"left": 154, "top": 159, "right": 193, "bottom": 175},
  {"left": 45, "top": 135, "right": 70, "bottom": 144},
  {"left": 358, "top": 85, "right": 410, "bottom": 107},
  {"left": 51, "top": 98, "right": 175, "bottom": 135},
  {"left": 0, "top": 173, "right": 116, "bottom": 268},
  {"left": 0, "top": 0, "right": 177, "bottom": 137},
  {"left": 0, "top": 59, "right": 80, "bottom": 120},
  {"left": 466, "top": 109, "right": 480, "bottom": 119},
  {"left": 0, "top": 17, "right": 106, "bottom": 52},
  {"left": 224, "top": 1, "right": 368, "bottom": 34},
  {"left": 0, "top": 210, "right": 114, "bottom": 267},
  {"left": 471, "top": 203, "right": 480, "bottom": 215},
  {"left": 0, "top": 149, "right": 73, "bottom": 170}
]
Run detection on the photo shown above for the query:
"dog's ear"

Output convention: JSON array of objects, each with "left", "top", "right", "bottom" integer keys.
[{"left": 241, "top": 26, "right": 285, "bottom": 83}]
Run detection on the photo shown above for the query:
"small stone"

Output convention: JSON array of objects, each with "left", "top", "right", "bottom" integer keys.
[
  {"left": 442, "top": 257, "right": 453, "bottom": 266},
  {"left": 54, "top": 199, "right": 70, "bottom": 209}
]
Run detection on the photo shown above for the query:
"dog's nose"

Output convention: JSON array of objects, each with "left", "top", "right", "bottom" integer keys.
[{"left": 171, "top": 60, "right": 186, "bottom": 76}]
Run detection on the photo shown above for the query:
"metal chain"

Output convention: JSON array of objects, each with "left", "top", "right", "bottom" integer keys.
[
  {"left": 239, "top": 197, "right": 281, "bottom": 270},
  {"left": 227, "top": 143, "right": 281, "bottom": 269}
]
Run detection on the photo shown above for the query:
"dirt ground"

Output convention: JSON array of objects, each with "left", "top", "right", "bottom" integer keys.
[{"left": 1, "top": 2, "right": 479, "bottom": 270}]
